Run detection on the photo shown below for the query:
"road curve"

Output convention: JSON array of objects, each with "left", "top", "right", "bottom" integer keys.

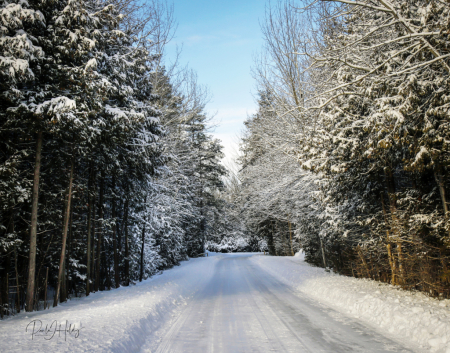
[{"left": 153, "top": 254, "right": 413, "bottom": 353}]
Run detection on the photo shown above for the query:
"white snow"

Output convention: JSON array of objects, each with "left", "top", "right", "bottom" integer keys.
[
  {"left": 0, "top": 257, "right": 216, "bottom": 352},
  {"left": 0, "top": 253, "right": 449, "bottom": 352},
  {"left": 251, "top": 251, "right": 450, "bottom": 353},
  {"left": 84, "top": 58, "right": 97, "bottom": 72},
  {"left": 0, "top": 56, "right": 29, "bottom": 77},
  {"left": 105, "top": 105, "right": 145, "bottom": 121},
  {"left": 31, "top": 96, "right": 76, "bottom": 115}
]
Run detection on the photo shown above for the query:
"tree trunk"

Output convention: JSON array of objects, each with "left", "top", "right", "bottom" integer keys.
[
  {"left": 101, "top": 247, "right": 107, "bottom": 291},
  {"left": 117, "top": 199, "right": 122, "bottom": 259},
  {"left": 1, "top": 252, "right": 10, "bottom": 317},
  {"left": 60, "top": 259, "right": 66, "bottom": 303},
  {"left": 139, "top": 196, "right": 147, "bottom": 282},
  {"left": 86, "top": 165, "right": 93, "bottom": 296},
  {"left": 358, "top": 246, "right": 371, "bottom": 278},
  {"left": 0, "top": 252, "right": 5, "bottom": 318},
  {"left": 0, "top": 277, "right": 2, "bottom": 319},
  {"left": 44, "top": 267, "right": 48, "bottom": 310},
  {"left": 0, "top": 270, "right": 3, "bottom": 318},
  {"left": 124, "top": 199, "right": 130, "bottom": 286},
  {"left": 397, "top": 242, "right": 405, "bottom": 285},
  {"left": 53, "top": 158, "right": 74, "bottom": 307},
  {"left": 66, "top": 205, "right": 74, "bottom": 301},
  {"left": 386, "top": 243, "right": 396, "bottom": 285},
  {"left": 384, "top": 168, "right": 397, "bottom": 210},
  {"left": 267, "top": 221, "right": 275, "bottom": 255},
  {"left": 95, "top": 172, "right": 104, "bottom": 292},
  {"left": 112, "top": 176, "right": 120, "bottom": 288},
  {"left": 1, "top": 213, "right": 13, "bottom": 316},
  {"left": 288, "top": 216, "right": 294, "bottom": 256},
  {"left": 434, "top": 165, "right": 449, "bottom": 216},
  {"left": 384, "top": 168, "right": 404, "bottom": 284},
  {"left": 140, "top": 221, "right": 146, "bottom": 282},
  {"left": 14, "top": 248, "right": 20, "bottom": 313},
  {"left": 106, "top": 253, "right": 111, "bottom": 290},
  {"left": 26, "top": 131, "right": 43, "bottom": 312},
  {"left": 320, "top": 236, "right": 327, "bottom": 269},
  {"left": 380, "top": 191, "right": 397, "bottom": 285},
  {"left": 91, "top": 177, "right": 97, "bottom": 292}
]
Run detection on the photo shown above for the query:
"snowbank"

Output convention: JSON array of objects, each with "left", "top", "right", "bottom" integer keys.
[
  {"left": 250, "top": 252, "right": 450, "bottom": 353},
  {"left": 0, "top": 256, "right": 221, "bottom": 352}
]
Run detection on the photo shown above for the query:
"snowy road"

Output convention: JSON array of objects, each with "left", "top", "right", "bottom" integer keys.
[
  {"left": 3, "top": 253, "right": 444, "bottom": 352},
  {"left": 151, "top": 254, "right": 412, "bottom": 353}
]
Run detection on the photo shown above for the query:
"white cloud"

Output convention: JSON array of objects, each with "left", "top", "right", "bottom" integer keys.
[
  {"left": 213, "top": 132, "right": 243, "bottom": 172},
  {"left": 209, "top": 107, "right": 256, "bottom": 135},
  {"left": 212, "top": 107, "right": 256, "bottom": 121},
  {"left": 207, "top": 106, "right": 255, "bottom": 171}
]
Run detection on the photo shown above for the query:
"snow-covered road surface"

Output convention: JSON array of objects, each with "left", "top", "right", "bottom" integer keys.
[
  {"left": 150, "top": 254, "right": 412, "bottom": 353},
  {"left": 1, "top": 253, "right": 448, "bottom": 352}
]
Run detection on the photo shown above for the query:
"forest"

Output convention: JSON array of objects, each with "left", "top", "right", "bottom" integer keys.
[
  {"left": 0, "top": 0, "right": 240, "bottom": 316},
  {"left": 2, "top": 0, "right": 450, "bottom": 318},
  {"left": 234, "top": 0, "right": 450, "bottom": 299}
]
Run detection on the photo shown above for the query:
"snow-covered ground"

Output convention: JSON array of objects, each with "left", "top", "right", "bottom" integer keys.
[
  {"left": 0, "top": 257, "right": 217, "bottom": 352},
  {"left": 250, "top": 252, "right": 450, "bottom": 353},
  {"left": 0, "top": 253, "right": 449, "bottom": 352}
]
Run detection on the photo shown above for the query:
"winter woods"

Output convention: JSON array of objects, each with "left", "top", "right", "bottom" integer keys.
[
  {"left": 236, "top": 0, "right": 450, "bottom": 297},
  {"left": 0, "top": 0, "right": 227, "bottom": 315},
  {"left": 2, "top": 0, "right": 450, "bottom": 319}
]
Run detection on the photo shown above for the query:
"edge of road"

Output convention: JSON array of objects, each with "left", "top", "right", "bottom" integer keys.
[{"left": 249, "top": 253, "right": 450, "bottom": 353}]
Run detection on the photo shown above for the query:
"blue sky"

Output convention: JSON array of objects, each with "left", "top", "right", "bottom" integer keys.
[{"left": 165, "top": 0, "right": 266, "bottom": 167}]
